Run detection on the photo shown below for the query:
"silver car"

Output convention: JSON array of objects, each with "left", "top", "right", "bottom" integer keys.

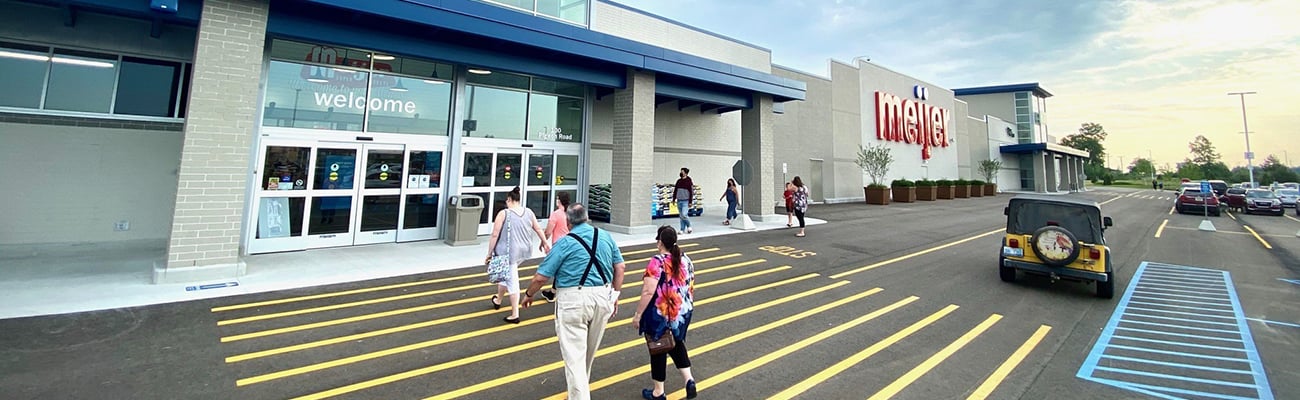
[{"left": 1277, "top": 189, "right": 1299, "bottom": 208}]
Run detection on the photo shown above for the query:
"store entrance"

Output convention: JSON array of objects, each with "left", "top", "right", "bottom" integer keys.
[
  {"left": 248, "top": 138, "right": 446, "bottom": 254},
  {"left": 459, "top": 147, "right": 580, "bottom": 235}
]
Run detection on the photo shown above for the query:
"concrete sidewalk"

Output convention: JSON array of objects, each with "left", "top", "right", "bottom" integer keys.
[{"left": 0, "top": 212, "right": 823, "bottom": 320}]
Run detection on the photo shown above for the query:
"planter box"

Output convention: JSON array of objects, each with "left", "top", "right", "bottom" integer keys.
[
  {"left": 916, "top": 186, "right": 937, "bottom": 201},
  {"left": 865, "top": 187, "right": 890, "bottom": 205},
  {"left": 937, "top": 185, "right": 954, "bottom": 199},
  {"left": 969, "top": 185, "right": 983, "bottom": 197},
  {"left": 955, "top": 185, "right": 970, "bottom": 198},
  {"left": 984, "top": 184, "right": 997, "bottom": 196},
  {"left": 891, "top": 186, "right": 916, "bottom": 203}
]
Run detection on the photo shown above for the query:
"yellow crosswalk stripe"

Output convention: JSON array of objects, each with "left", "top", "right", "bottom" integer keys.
[
  {"left": 966, "top": 325, "right": 1052, "bottom": 400},
  {"left": 867, "top": 314, "right": 1002, "bottom": 400},
  {"left": 668, "top": 296, "right": 918, "bottom": 399},
  {"left": 235, "top": 266, "right": 788, "bottom": 385},
  {"left": 210, "top": 243, "right": 701, "bottom": 312},
  {"left": 766, "top": 305, "right": 959, "bottom": 400},
  {"left": 221, "top": 258, "right": 766, "bottom": 343},
  {"left": 225, "top": 257, "right": 767, "bottom": 362},
  {"left": 541, "top": 288, "right": 891, "bottom": 400},
  {"left": 216, "top": 249, "right": 722, "bottom": 325},
  {"left": 294, "top": 271, "right": 830, "bottom": 399}
]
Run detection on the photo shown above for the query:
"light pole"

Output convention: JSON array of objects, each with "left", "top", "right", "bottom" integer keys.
[
  {"left": 1229, "top": 92, "right": 1256, "bottom": 185},
  {"left": 1147, "top": 149, "right": 1155, "bottom": 182}
]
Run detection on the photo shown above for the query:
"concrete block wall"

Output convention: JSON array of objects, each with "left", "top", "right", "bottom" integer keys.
[
  {"left": 829, "top": 61, "right": 866, "bottom": 202},
  {"left": 162, "top": 0, "right": 268, "bottom": 278},
  {"left": 591, "top": 1, "right": 771, "bottom": 73},
  {"left": 772, "top": 66, "right": 835, "bottom": 204},
  {"left": 608, "top": 69, "right": 656, "bottom": 230}
]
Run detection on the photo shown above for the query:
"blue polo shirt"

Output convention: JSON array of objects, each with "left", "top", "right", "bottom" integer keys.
[{"left": 537, "top": 223, "right": 624, "bottom": 288}]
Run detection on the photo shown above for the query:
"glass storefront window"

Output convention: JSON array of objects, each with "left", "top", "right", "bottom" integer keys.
[
  {"left": 527, "top": 93, "right": 583, "bottom": 143},
  {"left": 537, "top": 0, "right": 588, "bottom": 25},
  {"left": 527, "top": 153, "right": 553, "bottom": 187},
  {"left": 262, "top": 146, "right": 311, "bottom": 191},
  {"left": 531, "top": 77, "right": 585, "bottom": 97},
  {"left": 0, "top": 42, "right": 49, "bottom": 109},
  {"left": 262, "top": 60, "right": 368, "bottom": 131},
  {"left": 465, "top": 85, "right": 527, "bottom": 140},
  {"left": 256, "top": 197, "right": 305, "bottom": 238},
  {"left": 555, "top": 155, "right": 579, "bottom": 186},
  {"left": 467, "top": 70, "right": 530, "bottom": 90},
  {"left": 114, "top": 57, "right": 181, "bottom": 117},
  {"left": 496, "top": 153, "right": 522, "bottom": 187},
  {"left": 359, "top": 195, "right": 401, "bottom": 232},
  {"left": 408, "top": 151, "right": 443, "bottom": 188},
  {"left": 404, "top": 195, "right": 440, "bottom": 229},
  {"left": 44, "top": 49, "right": 117, "bottom": 113},
  {"left": 367, "top": 72, "right": 452, "bottom": 135},
  {"left": 314, "top": 148, "right": 357, "bottom": 190},
  {"left": 309, "top": 196, "right": 353, "bottom": 235},
  {"left": 463, "top": 152, "right": 493, "bottom": 187},
  {"left": 364, "top": 148, "right": 404, "bottom": 189},
  {"left": 526, "top": 190, "right": 550, "bottom": 220}
]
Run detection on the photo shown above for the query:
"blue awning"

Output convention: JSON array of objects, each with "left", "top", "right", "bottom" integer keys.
[{"left": 999, "top": 143, "right": 1090, "bottom": 158}]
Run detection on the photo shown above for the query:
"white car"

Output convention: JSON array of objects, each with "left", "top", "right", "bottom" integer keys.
[{"left": 1276, "top": 189, "right": 1299, "bottom": 208}]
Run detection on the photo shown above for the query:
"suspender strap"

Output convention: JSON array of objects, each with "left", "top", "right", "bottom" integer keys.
[{"left": 567, "top": 229, "right": 609, "bottom": 288}]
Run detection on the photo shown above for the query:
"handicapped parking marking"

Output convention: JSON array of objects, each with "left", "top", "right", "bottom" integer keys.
[{"left": 1077, "top": 262, "right": 1274, "bottom": 400}]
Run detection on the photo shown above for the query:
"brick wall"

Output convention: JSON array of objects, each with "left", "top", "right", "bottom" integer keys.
[
  {"left": 164, "top": 0, "right": 267, "bottom": 273},
  {"left": 609, "top": 69, "right": 655, "bottom": 230}
]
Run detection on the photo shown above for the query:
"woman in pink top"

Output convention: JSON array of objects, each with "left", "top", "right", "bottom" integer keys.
[{"left": 543, "top": 191, "right": 572, "bottom": 249}]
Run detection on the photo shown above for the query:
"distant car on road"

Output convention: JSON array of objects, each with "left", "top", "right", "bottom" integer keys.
[
  {"left": 1243, "top": 189, "right": 1284, "bottom": 216},
  {"left": 1276, "top": 188, "right": 1299, "bottom": 208},
  {"left": 1000, "top": 195, "right": 1115, "bottom": 298},
  {"left": 1176, "top": 188, "right": 1221, "bottom": 216}
]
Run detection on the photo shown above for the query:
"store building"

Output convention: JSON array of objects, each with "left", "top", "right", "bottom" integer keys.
[
  {"left": 0, "top": 0, "right": 1080, "bottom": 286},
  {"left": 955, "top": 83, "right": 1090, "bottom": 193}
]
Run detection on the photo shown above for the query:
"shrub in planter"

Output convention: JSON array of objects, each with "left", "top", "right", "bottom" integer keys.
[
  {"left": 969, "top": 180, "right": 985, "bottom": 197},
  {"left": 936, "top": 179, "right": 955, "bottom": 199},
  {"left": 891, "top": 179, "right": 916, "bottom": 203},
  {"left": 865, "top": 183, "right": 890, "bottom": 205},
  {"left": 978, "top": 159, "right": 1002, "bottom": 196},
  {"left": 916, "top": 179, "right": 937, "bottom": 201},
  {"left": 954, "top": 179, "right": 971, "bottom": 198}
]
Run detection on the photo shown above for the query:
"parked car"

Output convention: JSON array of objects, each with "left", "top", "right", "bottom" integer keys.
[
  {"left": 1244, "top": 189, "right": 1284, "bottom": 216},
  {"left": 1000, "top": 195, "right": 1115, "bottom": 298},
  {"left": 1176, "top": 188, "right": 1221, "bottom": 216},
  {"left": 1282, "top": 182, "right": 1299, "bottom": 190},
  {"left": 1207, "top": 180, "right": 1228, "bottom": 196},
  {"left": 1222, "top": 187, "right": 1248, "bottom": 212},
  {"left": 1273, "top": 188, "right": 1298, "bottom": 208}
]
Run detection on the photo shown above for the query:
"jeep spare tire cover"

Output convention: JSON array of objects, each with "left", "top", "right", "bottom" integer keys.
[{"left": 1030, "top": 226, "right": 1081, "bottom": 266}]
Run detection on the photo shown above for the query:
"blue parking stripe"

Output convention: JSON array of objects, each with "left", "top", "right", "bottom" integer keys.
[
  {"left": 1277, "top": 278, "right": 1300, "bottom": 286},
  {"left": 1078, "top": 262, "right": 1274, "bottom": 400},
  {"left": 1247, "top": 318, "right": 1300, "bottom": 328}
]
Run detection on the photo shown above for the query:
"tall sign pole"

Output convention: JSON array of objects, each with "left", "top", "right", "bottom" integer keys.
[{"left": 1229, "top": 92, "right": 1256, "bottom": 186}]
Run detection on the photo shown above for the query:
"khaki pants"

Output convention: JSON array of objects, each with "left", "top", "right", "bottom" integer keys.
[{"left": 553, "top": 286, "right": 615, "bottom": 400}]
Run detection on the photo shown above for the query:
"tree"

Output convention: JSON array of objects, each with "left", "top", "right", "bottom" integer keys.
[
  {"left": 854, "top": 144, "right": 894, "bottom": 188},
  {"left": 1128, "top": 158, "right": 1155, "bottom": 179},
  {"left": 978, "top": 159, "right": 1003, "bottom": 183},
  {"left": 1176, "top": 161, "right": 1204, "bottom": 180},
  {"left": 1229, "top": 166, "right": 1252, "bottom": 184},
  {"left": 1200, "top": 162, "right": 1231, "bottom": 180},
  {"left": 1259, "top": 155, "right": 1299, "bottom": 185},
  {"left": 1060, "top": 122, "right": 1107, "bottom": 169},
  {"left": 1188, "top": 135, "right": 1220, "bottom": 165}
]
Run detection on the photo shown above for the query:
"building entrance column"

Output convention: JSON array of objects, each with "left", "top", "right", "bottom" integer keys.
[
  {"left": 1032, "top": 152, "right": 1047, "bottom": 193},
  {"left": 608, "top": 69, "right": 656, "bottom": 233},
  {"left": 1044, "top": 153, "right": 1058, "bottom": 193},
  {"left": 741, "top": 94, "right": 777, "bottom": 221},
  {"left": 158, "top": 0, "right": 269, "bottom": 283}
]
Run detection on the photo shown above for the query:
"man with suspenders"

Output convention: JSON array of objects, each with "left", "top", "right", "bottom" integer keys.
[{"left": 522, "top": 203, "right": 627, "bottom": 400}]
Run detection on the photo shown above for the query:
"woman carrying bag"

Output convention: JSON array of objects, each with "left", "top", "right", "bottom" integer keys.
[
  {"left": 633, "top": 226, "right": 698, "bottom": 400},
  {"left": 485, "top": 187, "right": 550, "bottom": 324}
]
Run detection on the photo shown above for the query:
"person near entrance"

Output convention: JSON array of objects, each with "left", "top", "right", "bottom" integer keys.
[
  {"left": 544, "top": 191, "right": 572, "bottom": 247},
  {"left": 792, "top": 176, "right": 810, "bottom": 237},
  {"left": 719, "top": 178, "right": 740, "bottom": 226},
  {"left": 486, "top": 187, "right": 551, "bottom": 324},
  {"left": 673, "top": 167, "right": 694, "bottom": 234},
  {"left": 521, "top": 204, "right": 626, "bottom": 400}
]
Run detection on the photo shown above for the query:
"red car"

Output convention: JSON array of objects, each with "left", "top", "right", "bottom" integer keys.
[{"left": 1176, "top": 188, "right": 1220, "bottom": 216}]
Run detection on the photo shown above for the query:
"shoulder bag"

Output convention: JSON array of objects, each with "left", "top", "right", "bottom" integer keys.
[
  {"left": 486, "top": 211, "right": 513, "bottom": 284},
  {"left": 645, "top": 267, "right": 676, "bottom": 355}
]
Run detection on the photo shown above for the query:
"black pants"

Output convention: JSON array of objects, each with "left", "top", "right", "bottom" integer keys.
[
  {"left": 650, "top": 339, "right": 692, "bottom": 382},
  {"left": 794, "top": 209, "right": 806, "bottom": 228}
]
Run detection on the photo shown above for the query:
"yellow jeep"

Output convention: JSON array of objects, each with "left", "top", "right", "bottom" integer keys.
[{"left": 1000, "top": 195, "right": 1116, "bottom": 298}]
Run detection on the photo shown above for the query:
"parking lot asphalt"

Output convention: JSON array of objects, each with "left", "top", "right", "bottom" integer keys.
[{"left": 1, "top": 187, "right": 1296, "bottom": 399}]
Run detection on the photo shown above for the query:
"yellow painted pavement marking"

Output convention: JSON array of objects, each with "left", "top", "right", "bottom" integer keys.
[
  {"left": 670, "top": 296, "right": 918, "bottom": 400},
  {"left": 831, "top": 229, "right": 1003, "bottom": 279},
  {"left": 431, "top": 275, "right": 847, "bottom": 400},
  {"left": 216, "top": 249, "right": 722, "bottom": 326},
  {"left": 300, "top": 273, "right": 840, "bottom": 400},
  {"left": 622, "top": 242, "right": 699, "bottom": 256},
  {"left": 1242, "top": 225, "right": 1273, "bottom": 250},
  {"left": 1168, "top": 206, "right": 1175, "bottom": 215},
  {"left": 236, "top": 265, "right": 788, "bottom": 385},
  {"left": 225, "top": 257, "right": 766, "bottom": 362},
  {"left": 540, "top": 286, "right": 886, "bottom": 400},
  {"left": 967, "top": 325, "right": 1052, "bottom": 400},
  {"left": 867, "top": 314, "right": 1003, "bottom": 400},
  {"left": 210, "top": 243, "right": 700, "bottom": 312},
  {"left": 1154, "top": 219, "right": 1168, "bottom": 238},
  {"left": 624, "top": 247, "right": 719, "bottom": 264}
]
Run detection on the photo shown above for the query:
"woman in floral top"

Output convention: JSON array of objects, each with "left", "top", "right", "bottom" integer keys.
[{"left": 633, "top": 225, "right": 698, "bottom": 400}]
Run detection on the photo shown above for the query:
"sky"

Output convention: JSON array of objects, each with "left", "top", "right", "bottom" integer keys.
[{"left": 614, "top": 0, "right": 1300, "bottom": 172}]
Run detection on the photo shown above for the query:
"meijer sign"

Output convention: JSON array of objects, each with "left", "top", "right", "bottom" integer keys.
[{"left": 875, "top": 91, "right": 949, "bottom": 160}]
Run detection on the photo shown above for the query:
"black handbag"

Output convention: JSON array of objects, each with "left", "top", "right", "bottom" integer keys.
[{"left": 644, "top": 268, "right": 676, "bottom": 355}]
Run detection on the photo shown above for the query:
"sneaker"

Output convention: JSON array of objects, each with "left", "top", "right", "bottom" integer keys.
[
  {"left": 540, "top": 288, "right": 556, "bottom": 302},
  {"left": 686, "top": 380, "right": 697, "bottom": 399}
]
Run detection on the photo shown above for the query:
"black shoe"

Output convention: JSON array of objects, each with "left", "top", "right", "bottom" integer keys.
[
  {"left": 490, "top": 295, "right": 501, "bottom": 310},
  {"left": 503, "top": 316, "right": 520, "bottom": 324},
  {"left": 686, "top": 380, "right": 697, "bottom": 399},
  {"left": 540, "top": 289, "right": 556, "bottom": 302},
  {"left": 642, "top": 389, "right": 666, "bottom": 400}
]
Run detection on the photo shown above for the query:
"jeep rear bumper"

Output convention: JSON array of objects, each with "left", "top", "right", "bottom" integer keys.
[{"left": 1003, "top": 259, "right": 1109, "bottom": 282}]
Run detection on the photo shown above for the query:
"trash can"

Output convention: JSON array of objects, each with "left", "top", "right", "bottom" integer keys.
[{"left": 444, "top": 194, "right": 483, "bottom": 246}]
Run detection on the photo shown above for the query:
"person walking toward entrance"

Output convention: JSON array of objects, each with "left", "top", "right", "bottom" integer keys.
[
  {"left": 792, "top": 176, "right": 810, "bottom": 237},
  {"left": 673, "top": 167, "right": 694, "bottom": 234},
  {"left": 486, "top": 187, "right": 550, "bottom": 324},
  {"left": 634, "top": 226, "right": 698, "bottom": 400},
  {"left": 521, "top": 204, "right": 627, "bottom": 400},
  {"left": 719, "top": 178, "right": 739, "bottom": 225},
  {"left": 544, "top": 191, "right": 572, "bottom": 248}
]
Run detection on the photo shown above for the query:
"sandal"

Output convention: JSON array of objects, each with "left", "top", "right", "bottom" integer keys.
[
  {"left": 490, "top": 295, "right": 501, "bottom": 310},
  {"left": 503, "top": 316, "right": 520, "bottom": 324}
]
